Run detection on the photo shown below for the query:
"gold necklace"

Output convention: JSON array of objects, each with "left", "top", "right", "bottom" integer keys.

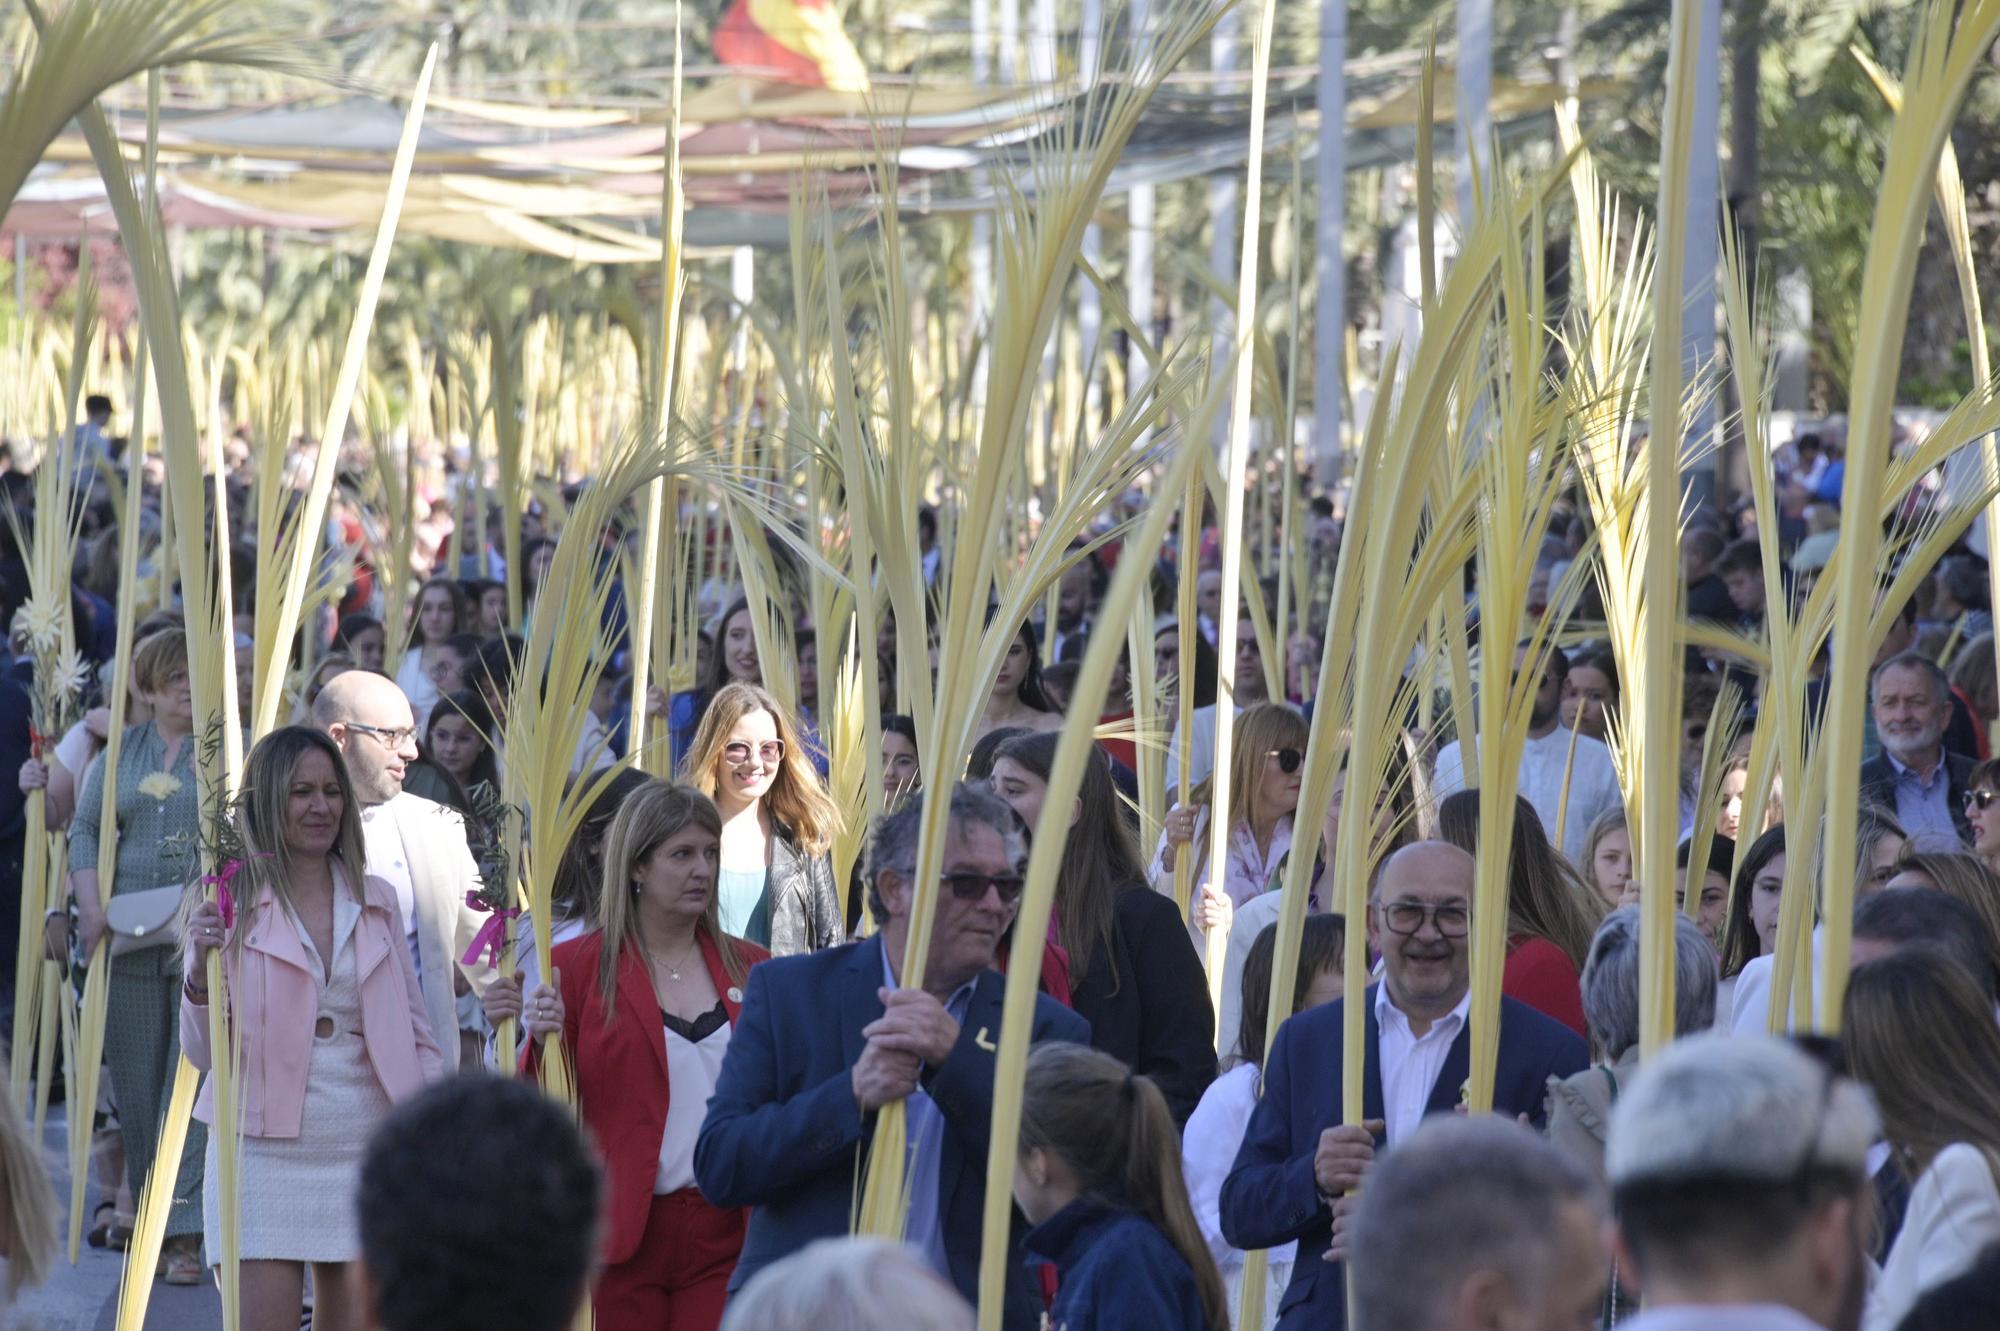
[{"left": 650, "top": 940, "right": 701, "bottom": 983}]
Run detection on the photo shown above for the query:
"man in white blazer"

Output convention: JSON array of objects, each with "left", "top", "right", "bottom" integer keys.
[{"left": 313, "top": 669, "right": 495, "bottom": 1068}]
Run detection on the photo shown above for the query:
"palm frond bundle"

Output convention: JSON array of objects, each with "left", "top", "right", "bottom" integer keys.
[
  {"left": 1853, "top": 47, "right": 2000, "bottom": 704},
  {"left": 69, "top": 239, "right": 154, "bottom": 1260},
  {"left": 41, "top": 23, "right": 297, "bottom": 1326},
  {"left": 1817, "top": 0, "right": 2000, "bottom": 1026},
  {"left": 973, "top": 428, "right": 1203, "bottom": 1331},
  {"left": 1200, "top": 0, "right": 1284, "bottom": 1019},
  {"left": 0, "top": 0, "right": 313, "bottom": 222},
  {"left": 1464, "top": 191, "right": 1592, "bottom": 1113},
  {"left": 6, "top": 247, "right": 94, "bottom": 1106},
  {"left": 847, "top": 0, "right": 1226, "bottom": 1242}
]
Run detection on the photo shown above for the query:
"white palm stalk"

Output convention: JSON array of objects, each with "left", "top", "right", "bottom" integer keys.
[
  {"left": 250, "top": 48, "right": 435, "bottom": 739},
  {"left": 625, "top": 4, "right": 687, "bottom": 770},
  {"left": 1200, "top": 0, "right": 1282, "bottom": 1012},
  {"left": 1636, "top": 0, "right": 1708, "bottom": 1055}
]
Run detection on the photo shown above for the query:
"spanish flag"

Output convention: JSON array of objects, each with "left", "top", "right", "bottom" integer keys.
[{"left": 714, "top": 0, "right": 871, "bottom": 94}]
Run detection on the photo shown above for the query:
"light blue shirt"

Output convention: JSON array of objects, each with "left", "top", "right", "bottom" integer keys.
[
  {"left": 1885, "top": 750, "right": 1959, "bottom": 848},
  {"left": 718, "top": 867, "right": 771, "bottom": 947},
  {"left": 881, "top": 944, "right": 979, "bottom": 1278}
]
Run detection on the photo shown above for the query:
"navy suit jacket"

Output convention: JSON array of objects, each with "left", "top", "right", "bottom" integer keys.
[
  {"left": 1218, "top": 986, "right": 1588, "bottom": 1331},
  {"left": 694, "top": 934, "right": 1090, "bottom": 1329}
]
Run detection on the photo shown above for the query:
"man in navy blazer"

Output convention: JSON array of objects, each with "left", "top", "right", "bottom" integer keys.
[
  {"left": 696, "top": 784, "right": 1089, "bottom": 1329},
  {"left": 1219, "top": 841, "right": 1588, "bottom": 1330}
]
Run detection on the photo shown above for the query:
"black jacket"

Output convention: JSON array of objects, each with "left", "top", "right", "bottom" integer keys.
[
  {"left": 767, "top": 821, "right": 845, "bottom": 957},
  {"left": 1859, "top": 750, "right": 1976, "bottom": 845},
  {"left": 1068, "top": 886, "right": 1217, "bottom": 1126}
]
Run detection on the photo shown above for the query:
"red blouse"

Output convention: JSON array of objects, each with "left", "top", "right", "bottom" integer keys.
[{"left": 1503, "top": 933, "right": 1587, "bottom": 1038}]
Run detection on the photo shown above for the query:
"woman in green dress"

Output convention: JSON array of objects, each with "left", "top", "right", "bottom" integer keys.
[{"left": 69, "top": 627, "right": 206, "bottom": 1284}]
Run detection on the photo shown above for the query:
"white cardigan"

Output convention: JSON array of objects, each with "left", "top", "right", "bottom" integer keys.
[{"left": 1864, "top": 1143, "right": 2000, "bottom": 1331}]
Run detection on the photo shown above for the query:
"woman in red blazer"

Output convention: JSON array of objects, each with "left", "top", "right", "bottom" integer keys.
[{"left": 497, "top": 779, "right": 766, "bottom": 1331}]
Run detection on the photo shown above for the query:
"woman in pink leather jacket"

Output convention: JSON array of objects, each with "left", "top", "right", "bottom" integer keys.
[{"left": 184, "top": 727, "right": 540, "bottom": 1331}]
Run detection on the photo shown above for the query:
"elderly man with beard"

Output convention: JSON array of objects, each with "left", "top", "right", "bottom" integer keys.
[
  {"left": 695, "top": 784, "right": 1089, "bottom": 1331},
  {"left": 1860, "top": 652, "right": 1975, "bottom": 847},
  {"left": 1219, "top": 842, "right": 1588, "bottom": 1330},
  {"left": 1429, "top": 644, "right": 1621, "bottom": 861},
  {"left": 1607, "top": 1034, "right": 1880, "bottom": 1331}
]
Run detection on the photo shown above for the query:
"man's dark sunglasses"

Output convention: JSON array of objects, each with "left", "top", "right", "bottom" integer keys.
[{"left": 942, "top": 872, "right": 1025, "bottom": 904}]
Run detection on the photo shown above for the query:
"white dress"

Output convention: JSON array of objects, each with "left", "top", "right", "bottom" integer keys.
[
  {"left": 1182, "top": 1062, "right": 1293, "bottom": 1331},
  {"left": 205, "top": 885, "right": 389, "bottom": 1262}
]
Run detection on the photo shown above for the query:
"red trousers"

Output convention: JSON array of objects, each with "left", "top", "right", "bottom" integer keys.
[{"left": 594, "top": 1189, "right": 746, "bottom": 1331}]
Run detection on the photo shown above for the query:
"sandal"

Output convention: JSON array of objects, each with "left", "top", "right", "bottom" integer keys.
[
  {"left": 161, "top": 1245, "right": 204, "bottom": 1286},
  {"left": 86, "top": 1202, "right": 116, "bottom": 1249}
]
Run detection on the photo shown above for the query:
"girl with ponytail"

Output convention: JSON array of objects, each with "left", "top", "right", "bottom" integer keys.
[{"left": 1014, "top": 1042, "right": 1228, "bottom": 1331}]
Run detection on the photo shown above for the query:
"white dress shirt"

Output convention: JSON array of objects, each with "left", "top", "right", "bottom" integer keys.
[
  {"left": 1431, "top": 725, "right": 1622, "bottom": 862},
  {"left": 1374, "top": 982, "right": 1470, "bottom": 1145}
]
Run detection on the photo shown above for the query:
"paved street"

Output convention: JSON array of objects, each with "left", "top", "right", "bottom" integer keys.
[{"left": 11, "top": 1105, "right": 220, "bottom": 1331}]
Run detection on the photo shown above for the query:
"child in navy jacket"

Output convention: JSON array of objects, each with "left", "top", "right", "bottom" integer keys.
[{"left": 1015, "top": 1042, "right": 1226, "bottom": 1331}]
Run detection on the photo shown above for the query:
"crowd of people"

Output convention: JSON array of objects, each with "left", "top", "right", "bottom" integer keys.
[{"left": 0, "top": 421, "right": 1993, "bottom": 1331}]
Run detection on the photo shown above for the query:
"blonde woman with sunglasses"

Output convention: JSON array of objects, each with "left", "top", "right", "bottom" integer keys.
[
  {"left": 681, "top": 683, "right": 843, "bottom": 956},
  {"left": 1151, "top": 703, "right": 1310, "bottom": 950}
]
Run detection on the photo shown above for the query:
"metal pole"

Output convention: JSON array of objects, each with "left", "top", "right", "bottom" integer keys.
[
  {"left": 1079, "top": 0, "right": 1104, "bottom": 428},
  {"left": 971, "top": 0, "right": 995, "bottom": 410},
  {"left": 1208, "top": 8, "right": 1241, "bottom": 448},
  {"left": 1681, "top": 0, "right": 1724, "bottom": 518},
  {"left": 1314, "top": 0, "right": 1346, "bottom": 483},
  {"left": 1455, "top": 0, "right": 1492, "bottom": 226}
]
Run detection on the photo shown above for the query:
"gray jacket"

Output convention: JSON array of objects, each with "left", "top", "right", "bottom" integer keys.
[{"left": 768, "top": 823, "right": 844, "bottom": 957}]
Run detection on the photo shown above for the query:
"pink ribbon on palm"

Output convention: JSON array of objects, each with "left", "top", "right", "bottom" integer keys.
[
  {"left": 462, "top": 891, "right": 521, "bottom": 968},
  {"left": 202, "top": 856, "right": 259, "bottom": 931}
]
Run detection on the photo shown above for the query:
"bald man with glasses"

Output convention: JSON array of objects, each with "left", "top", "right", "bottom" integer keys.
[
  {"left": 313, "top": 669, "right": 493, "bottom": 1068},
  {"left": 1219, "top": 841, "right": 1589, "bottom": 1330}
]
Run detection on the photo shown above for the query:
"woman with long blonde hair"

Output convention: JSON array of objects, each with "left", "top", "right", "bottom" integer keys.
[
  {"left": 182, "top": 727, "right": 449, "bottom": 1331},
  {"left": 680, "top": 682, "right": 842, "bottom": 956},
  {"left": 1846, "top": 952, "right": 2000, "bottom": 1330},
  {"left": 534, "top": 779, "right": 766, "bottom": 1331},
  {"left": 1151, "top": 703, "right": 1309, "bottom": 944}
]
